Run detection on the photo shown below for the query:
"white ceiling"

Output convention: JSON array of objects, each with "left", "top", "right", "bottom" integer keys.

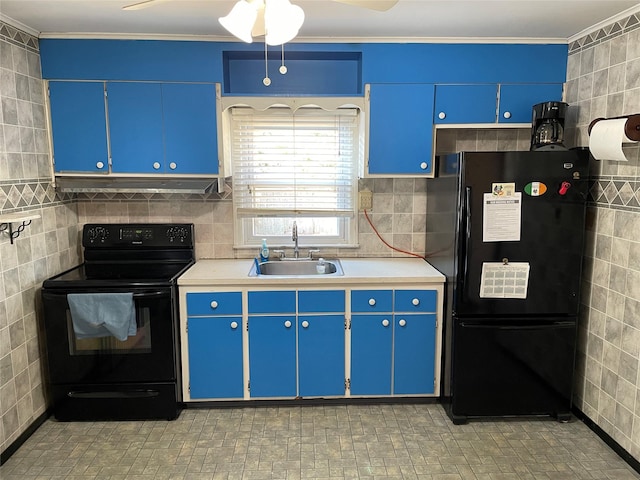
[{"left": 1, "top": 0, "right": 639, "bottom": 43}]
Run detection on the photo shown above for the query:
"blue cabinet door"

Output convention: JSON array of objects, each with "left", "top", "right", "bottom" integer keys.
[
  {"left": 107, "top": 82, "right": 164, "bottom": 173},
  {"left": 368, "top": 83, "right": 435, "bottom": 175},
  {"left": 248, "top": 315, "right": 296, "bottom": 397},
  {"left": 434, "top": 84, "right": 498, "bottom": 124},
  {"left": 187, "top": 316, "right": 243, "bottom": 399},
  {"left": 498, "top": 83, "right": 564, "bottom": 123},
  {"left": 161, "top": 83, "right": 218, "bottom": 174},
  {"left": 298, "top": 315, "right": 345, "bottom": 397},
  {"left": 350, "top": 314, "right": 392, "bottom": 395},
  {"left": 49, "top": 81, "right": 108, "bottom": 173},
  {"left": 393, "top": 314, "right": 436, "bottom": 395}
]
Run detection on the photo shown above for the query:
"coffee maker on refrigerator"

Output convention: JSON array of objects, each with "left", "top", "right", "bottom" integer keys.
[{"left": 530, "top": 101, "right": 568, "bottom": 151}]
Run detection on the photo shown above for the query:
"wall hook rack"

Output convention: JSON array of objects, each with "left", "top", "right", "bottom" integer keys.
[{"left": 0, "top": 213, "right": 41, "bottom": 245}]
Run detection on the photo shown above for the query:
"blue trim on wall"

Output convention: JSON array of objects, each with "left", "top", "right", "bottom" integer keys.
[{"left": 40, "top": 39, "right": 568, "bottom": 91}]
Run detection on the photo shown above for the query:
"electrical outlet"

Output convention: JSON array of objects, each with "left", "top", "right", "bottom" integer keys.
[{"left": 359, "top": 189, "right": 373, "bottom": 210}]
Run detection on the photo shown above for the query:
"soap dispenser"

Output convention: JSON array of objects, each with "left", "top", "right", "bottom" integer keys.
[
  {"left": 316, "top": 258, "right": 326, "bottom": 274},
  {"left": 260, "top": 239, "right": 269, "bottom": 262}
]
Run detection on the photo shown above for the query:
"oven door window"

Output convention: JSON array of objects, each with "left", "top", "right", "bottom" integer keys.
[
  {"left": 42, "top": 288, "right": 177, "bottom": 384},
  {"left": 66, "top": 304, "right": 152, "bottom": 355}
]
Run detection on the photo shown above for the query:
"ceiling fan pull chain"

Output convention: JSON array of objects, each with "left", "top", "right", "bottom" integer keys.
[
  {"left": 263, "top": 39, "right": 271, "bottom": 86},
  {"left": 280, "top": 44, "right": 288, "bottom": 75}
]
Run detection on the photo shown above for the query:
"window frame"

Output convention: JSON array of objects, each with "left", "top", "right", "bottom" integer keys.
[{"left": 221, "top": 96, "right": 365, "bottom": 250}]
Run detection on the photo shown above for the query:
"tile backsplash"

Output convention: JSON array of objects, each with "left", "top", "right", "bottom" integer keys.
[{"left": 76, "top": 127, "right": 531, "bottom": 260}]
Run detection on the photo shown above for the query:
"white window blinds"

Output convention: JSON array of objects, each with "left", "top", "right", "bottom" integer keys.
[{"left": 230, "top": 107, "right": 359, "bottom": 218}]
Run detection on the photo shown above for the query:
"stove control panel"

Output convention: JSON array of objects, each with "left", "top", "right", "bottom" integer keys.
[{"left": 83, "top": 224, "right": 194, "bottom": 248}]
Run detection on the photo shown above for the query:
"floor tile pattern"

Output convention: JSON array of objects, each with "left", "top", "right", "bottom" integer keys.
[{"left": 1, "top": 404, "right": 639, "bottom": 479}]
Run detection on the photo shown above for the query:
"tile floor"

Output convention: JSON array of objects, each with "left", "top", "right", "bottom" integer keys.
[{"left": 1, "top": 403, "right": 639, "bottom": 479}]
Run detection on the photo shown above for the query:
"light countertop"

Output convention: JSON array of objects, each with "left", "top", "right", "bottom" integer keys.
[{"left": 178, "top": 257, "right": 445, "bottom": 286}]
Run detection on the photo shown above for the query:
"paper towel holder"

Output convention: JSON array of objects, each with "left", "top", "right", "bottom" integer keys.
[{"left": 588, "top": 113, "right": 640, "bottom": 141}]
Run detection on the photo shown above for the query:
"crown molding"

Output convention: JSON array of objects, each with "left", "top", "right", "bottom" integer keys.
[
  {"left": 568, "top": 3, "right": 640, "bottom": 43},
  {"left": 0, "top": 13, "right": 40, "bottom": 37},
  {"left": 37, "top": 32, "right": 568, "bottom": 45}
]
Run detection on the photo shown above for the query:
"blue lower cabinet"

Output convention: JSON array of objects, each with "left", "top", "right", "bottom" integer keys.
[
  {"left": 248, "top": 315, "right": 297, "bottom": 397},
  {"left": 350, "top": 314, "right": 392, "bottom": 395},
  {"left": 298, "top": 315, "right": 345, "bottom": 397},
  {"left": 187, "top": 316, "right": 243, "bottom": 399},
  {"left": 393, "top": 314, "right": 437, "bottom": 395}
]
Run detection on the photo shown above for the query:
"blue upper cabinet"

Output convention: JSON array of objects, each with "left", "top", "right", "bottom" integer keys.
[
  {"left": 367, "top": 83, "right": 435, "bottom": 176},
  {"left": 162, "top": 83, "right": 219, "bottom": 174},
  {"left": 107, "top": 82, "right": 164, "bottom": 174},
  {"left": 434, "top": 85, "right": 498, "bottom": 124},
  {"left": 434, "top": 83, "right": 564, "bottom": 125},
  {"left": 107, "top": 82, "right": 219, "bottom": 174},
  {"left": 498, "top": 84, "right": 564, "bottom": 123},
  {"left": 48, "top": 81, "right": 109, "bottom": 173}
]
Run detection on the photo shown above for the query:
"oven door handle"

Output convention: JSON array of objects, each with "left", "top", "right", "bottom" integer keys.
[{"left": 132, "top": 291, "right": 170, "bottom": 299}]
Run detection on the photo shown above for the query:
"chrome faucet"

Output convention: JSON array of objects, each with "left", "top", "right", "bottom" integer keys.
[{"left": 292, "top": 221, "right": 299, "bottom": 259}]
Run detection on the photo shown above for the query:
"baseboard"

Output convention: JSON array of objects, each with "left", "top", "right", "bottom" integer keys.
[
  {"left": 0, "top": 411, "right": 50, "bottom": 466},
  {"left": 572, "top": 406, "right": 640, "bottom": 475},
  {"left": 183, "top": 396, "right": 438, "bottom": 409}
]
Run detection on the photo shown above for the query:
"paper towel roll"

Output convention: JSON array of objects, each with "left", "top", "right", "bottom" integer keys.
[{"left": 589, "top": 118, "right": 636, "bottom": 161}]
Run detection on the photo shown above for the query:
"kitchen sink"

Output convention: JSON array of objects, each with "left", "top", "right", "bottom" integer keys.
[{"left": 249, "top": 259, "right": 344, "bottom": 277}]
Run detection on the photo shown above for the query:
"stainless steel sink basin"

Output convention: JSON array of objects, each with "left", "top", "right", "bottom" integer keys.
[{"left": 249, "top": 259, "right": 344, "bottom": 277}]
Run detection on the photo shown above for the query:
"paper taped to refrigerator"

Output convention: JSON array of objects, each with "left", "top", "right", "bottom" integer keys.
[
  {"left": 480, "top": 262, "right": 530, "bottom": 299},
  {"left": 483, "top": 192, "right": 522, "bottom": 242}
]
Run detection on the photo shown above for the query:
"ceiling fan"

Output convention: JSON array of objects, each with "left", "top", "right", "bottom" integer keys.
[{"left": 122, "top": 0, "right": 399, "bottom": 85}]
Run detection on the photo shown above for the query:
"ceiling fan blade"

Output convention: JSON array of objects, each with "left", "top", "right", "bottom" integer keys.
[
  {"left": 332, "top": 0, "right": 399, "bottom": 11},
  {"left": 122, "top": 0, "right": 170, "bottom": 11}
]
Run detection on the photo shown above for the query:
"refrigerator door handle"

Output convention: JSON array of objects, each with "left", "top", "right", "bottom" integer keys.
[
  {"left": 459, "top": 321, "right": 576, "bottom": 329},
  {"left": 462, "top": 186, "right": 472, "bottom": 296}
]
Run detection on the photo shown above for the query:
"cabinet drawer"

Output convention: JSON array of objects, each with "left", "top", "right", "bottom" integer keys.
[
  {"left": 248, "top": 291, "right": 296, "bottom": 314},
  {"left": 351, "top": 290, "right": 393, "bottom": 312},
  {"left": 298, "top": 290, "right": 345, "bottom": 313},
  {"left": 394, "top": 290, "right": 437, "bottom": 312},
  {"left": 187, "top": 292, "right": 242, "bottom": 316}
]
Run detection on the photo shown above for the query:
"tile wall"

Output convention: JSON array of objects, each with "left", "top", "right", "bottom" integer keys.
[
  {"left": 76, "top": 128, "right": 531, "bottom": 259},
  {"left": 0, "top": 21, "right": 80, "bottom": 457},
  {"left": 564, "top": 11, "right": 640, "bottom": 461}
]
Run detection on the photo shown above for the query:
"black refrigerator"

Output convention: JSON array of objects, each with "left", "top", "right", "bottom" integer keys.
[{"left": 426, "top": 150, "right": 590, "bottom": 424}]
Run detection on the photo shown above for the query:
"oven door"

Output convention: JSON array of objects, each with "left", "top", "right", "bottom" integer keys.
[{"left": 42, "top": 287, "right": 177, "bottom": 384}]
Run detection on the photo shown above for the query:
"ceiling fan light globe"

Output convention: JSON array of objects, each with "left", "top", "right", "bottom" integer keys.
[
  {"left": 264, "top": 0, "right": 304, "bottom": 45},
  {"left": 219, "top": 0, "right": 258, "bottom": 43}
]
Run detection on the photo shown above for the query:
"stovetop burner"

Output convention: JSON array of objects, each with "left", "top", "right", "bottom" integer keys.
[{"left": 43, "top": 223, "right": 195, "bottom": 288}]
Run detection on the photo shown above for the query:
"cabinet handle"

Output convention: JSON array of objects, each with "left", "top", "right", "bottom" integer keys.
[
  {"left": 230, "top": 321, "right": 238, "bottom": 329},
  {"left": 503, "top": 111, "right": 512, "bottom": 119},
  {"left": 382, "top": 319, "right": 390, "bottom": 327},
  {"left": 96, "top": 161, "right": 104, "bottom": 169},
  {"left": 412, "top": 298, "right": 420, "bottom": 306},
  {"left": 368, "top": 298, "right": 376, "bottom": 306},
  {"left": 420, "top": 162, "right": 428, "bottom": 170},
  {"left": 169, "top": 162, "right": 177, "bottom": 170},
  {"left": 438, "top": 112, "right": 446, "bottom": 120},
  {"left": 153, "top": 162, "right": 161, "bottom": 170},
  {"left": 284, "top": 320, "right": 292, "bottom": 328},
  {"left": 301, "top": 320, "right": 310, "bottom": 328},
  {"left": 398, "top": 319, "right": 407, "bottom": 327},
  {"left": 210, "top": 301, "right": 218, "bottom": 309}
]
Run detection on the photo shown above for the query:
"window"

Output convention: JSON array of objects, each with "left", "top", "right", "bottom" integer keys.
[{"left": 227, "top": 101, "right": 362, "bottom": 248}]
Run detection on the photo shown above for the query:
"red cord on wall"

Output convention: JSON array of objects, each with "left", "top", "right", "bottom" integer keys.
[{"left": 363, "top": 208, "right": 427, "bottom": 260}]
